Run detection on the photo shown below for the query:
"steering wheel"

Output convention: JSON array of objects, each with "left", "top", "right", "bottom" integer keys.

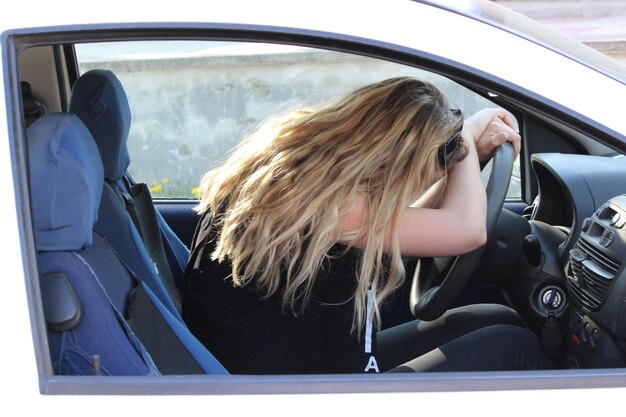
[{"left": 410, "top": 141, "right": 515, "bottom": 321}]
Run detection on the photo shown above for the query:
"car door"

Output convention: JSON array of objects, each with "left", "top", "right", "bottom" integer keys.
[{"left": 5, "top": 0, "right": 626, "bottom": 399}]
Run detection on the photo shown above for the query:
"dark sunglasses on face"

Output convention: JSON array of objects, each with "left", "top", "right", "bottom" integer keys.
[{"left": 437, "top": 107, "right": 463, "bottom": 167}]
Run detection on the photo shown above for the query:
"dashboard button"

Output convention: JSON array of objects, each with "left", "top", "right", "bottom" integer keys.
[
  {"left": 600, "top": 230, "right": 614, "bottom": 247},
  {"left": 592, "top": 328, "right": 600, "bottom": 345}
]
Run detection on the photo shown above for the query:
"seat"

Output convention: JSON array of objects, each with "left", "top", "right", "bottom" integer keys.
[
  {"left": 68, "top": 69, "right": 189, "bottom": 319},
  {"left": 29, "top": 113, "right": 228, "bottom": 375},
  {"left": 29, "top": 113, "right": 158, "bottom": 375}
]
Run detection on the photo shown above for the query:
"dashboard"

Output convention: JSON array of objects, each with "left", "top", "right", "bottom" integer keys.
[
  {"left": 531, "top": 153, "right": 626, "bottom": 261},
  {"left": 517, "top": 153, "right": 626, "bottom": 368}
]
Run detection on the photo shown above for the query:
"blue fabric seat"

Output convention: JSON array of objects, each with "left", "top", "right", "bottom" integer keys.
[
  {"left": 68, "top": 69, "right": 189, "bottom": 319},
  {"left": 29, "top": 113, "right": 228, "bottom": 375},
  {"left": 29, "top": 113, "right": 158, "bottom": 375}
]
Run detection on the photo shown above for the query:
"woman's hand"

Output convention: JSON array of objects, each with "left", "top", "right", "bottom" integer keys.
[{"left": 463, "top": 108, "right": 521, "bottom": 162}]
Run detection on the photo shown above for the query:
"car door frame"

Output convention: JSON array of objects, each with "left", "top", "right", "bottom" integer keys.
[{"left": 6, "top": 20, "right": 626, "bottom": 395}]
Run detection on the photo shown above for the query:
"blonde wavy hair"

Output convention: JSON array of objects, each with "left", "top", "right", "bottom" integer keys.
[{"left": 196, "top": 77, "right": 466, "bottom": 334}]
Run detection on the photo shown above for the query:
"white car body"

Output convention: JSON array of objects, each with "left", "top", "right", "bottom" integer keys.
[{"left": 2, "top": 0, "right": 626, "bottom": 413}]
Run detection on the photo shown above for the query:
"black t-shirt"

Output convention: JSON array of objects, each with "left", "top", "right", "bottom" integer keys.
[{"left": 182, "top": 209, "right": 380, "bottom": 374}]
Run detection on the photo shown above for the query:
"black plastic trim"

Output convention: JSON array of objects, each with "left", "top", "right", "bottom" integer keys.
[
  {"left": 52, "top": 45, "right": 69, "bottom": 111},
  {"left": 41, "top": 273, "right": 81, "bottom": 332},
  {"left": 63, "top": 43, "right": 79, "bottom": 87}
]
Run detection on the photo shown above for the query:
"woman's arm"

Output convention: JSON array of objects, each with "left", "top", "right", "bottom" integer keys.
[
  {"left": 410, "top": 177, "right": 446, "bottom": 209},
  {"left": 338, "top": 109, "right": 521, "bottom": 258}
]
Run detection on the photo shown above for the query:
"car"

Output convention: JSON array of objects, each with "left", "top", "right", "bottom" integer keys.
[{"left": 2, "top": 0, "right": 626, "bottom": 412}]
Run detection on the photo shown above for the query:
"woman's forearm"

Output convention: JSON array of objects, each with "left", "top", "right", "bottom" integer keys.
[{"left": 437, "top": 133, "right": 487, "bottom": 246}]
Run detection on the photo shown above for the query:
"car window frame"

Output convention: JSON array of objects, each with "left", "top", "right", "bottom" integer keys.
[{"left": 6, "top": 22, "right": 626, "bottom": 395}]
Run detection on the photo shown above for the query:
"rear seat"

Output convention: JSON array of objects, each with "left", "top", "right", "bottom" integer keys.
[{"left": 28, "top": 113, "right": 228, "bottom": 375}]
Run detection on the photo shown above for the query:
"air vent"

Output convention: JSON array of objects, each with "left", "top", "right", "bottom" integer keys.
[{"left": 568, "top": 236, "right": 621, "bottom": 311}]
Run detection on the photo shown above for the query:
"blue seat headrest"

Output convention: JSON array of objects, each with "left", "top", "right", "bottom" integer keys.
[
  {"left": 28, "top": 114, "right": 104, "bottom": 251},
  {"left": 69, "top": 69, "right": 131, "bottom": 182}
]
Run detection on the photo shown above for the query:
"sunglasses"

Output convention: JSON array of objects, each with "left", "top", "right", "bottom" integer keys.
[{"left": 437, "top": 107, "right": 463, "bottom": 167}]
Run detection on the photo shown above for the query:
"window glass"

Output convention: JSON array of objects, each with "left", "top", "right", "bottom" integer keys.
[{"left": 75, "top": 41, "right": 520, "bottom": 199}]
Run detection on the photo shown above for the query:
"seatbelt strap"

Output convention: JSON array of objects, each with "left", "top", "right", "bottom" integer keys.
[
  {"left": 126, "top": 282, "right": 206, "bottom": 375},
  {"left": 94, "top": 229, "right": 206, "bottom": 375},
  {"left": 128, "top": 181, "right": 182, "bottom": 312},
  {"left": 112, "top": 177, "right": 181, "bottom": 312},
  {"left": 125, "top": 173, "right": 188, "bottom": 286},
  {"left": 109, "top": 179, "right": 145, "bottom": 241}
]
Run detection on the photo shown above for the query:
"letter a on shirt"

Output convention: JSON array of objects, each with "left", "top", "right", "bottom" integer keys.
[{"left": 364, "top": 355, "right": 380, "bottom": 373}]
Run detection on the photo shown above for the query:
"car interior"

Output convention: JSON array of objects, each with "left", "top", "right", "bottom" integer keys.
[{"left": 10, "top": 31, "right": 626, "bottom": 380}]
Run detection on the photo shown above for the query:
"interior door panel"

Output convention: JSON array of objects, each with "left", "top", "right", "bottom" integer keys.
[{"left": 156, "top": 202, "right": 199, "bottom": 249}]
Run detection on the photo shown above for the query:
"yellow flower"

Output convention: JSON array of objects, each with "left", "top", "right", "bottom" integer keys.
[
  {"left": 162, "top": 178, "right": 169, "bottom": 184},
  {"left": 150, "top": 184, "right": 163, "bottom": 193},
  {"left": 192, "top": 186, "right": 199, "bottom": 197}
]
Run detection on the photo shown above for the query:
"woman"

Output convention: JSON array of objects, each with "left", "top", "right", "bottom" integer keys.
[{"left": 183, "top": 77, "right": 550, "bottom": 374}]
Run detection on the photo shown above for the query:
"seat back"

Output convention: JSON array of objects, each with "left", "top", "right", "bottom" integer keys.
[
  {"left": 29, "top": 113, "right": 228, "bottom": 375},
  {"left": 69, "top": 69, "right": 188, "bottom": 317},
  {"left": 29, "top": 113, "right": 158, "bottom": 376}
]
